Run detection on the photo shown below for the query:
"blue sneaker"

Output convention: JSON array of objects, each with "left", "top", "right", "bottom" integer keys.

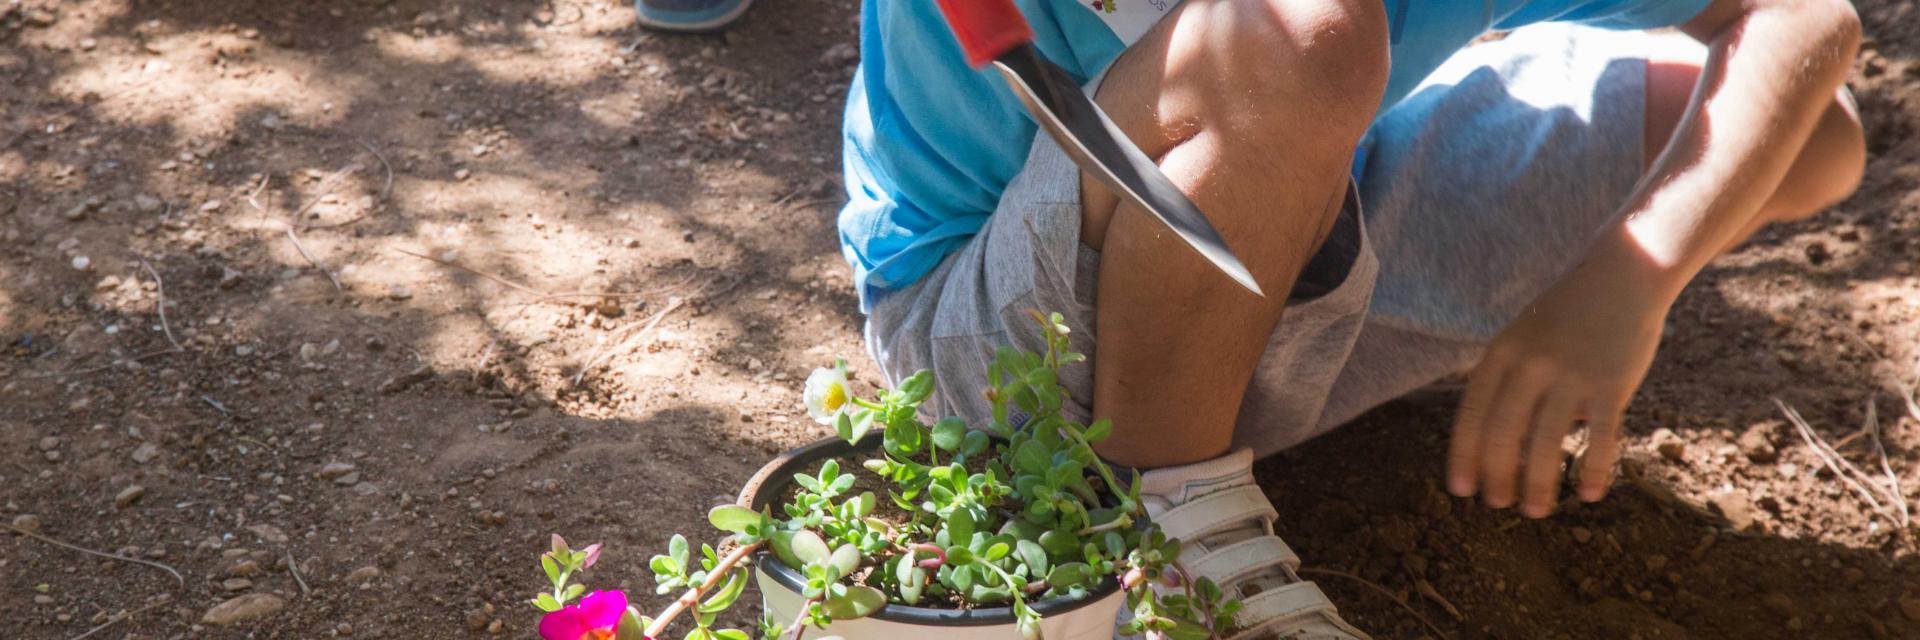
[{"left": 635, "top": 0, "right": 753, "bottom": 32}]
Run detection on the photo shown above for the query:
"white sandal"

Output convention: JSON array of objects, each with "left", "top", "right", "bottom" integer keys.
[{"left": 1137, "top": 449, "right": 1370, "bottom": 640}]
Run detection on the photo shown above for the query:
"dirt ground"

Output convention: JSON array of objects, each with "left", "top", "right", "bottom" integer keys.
[{"left": 2, "top": 0, "right": 1918, "bottom": 638}]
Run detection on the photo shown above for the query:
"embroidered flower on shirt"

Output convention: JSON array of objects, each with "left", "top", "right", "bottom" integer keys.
[{"left": 1086, "top": 0, "right": 1115, "bottom": 13}]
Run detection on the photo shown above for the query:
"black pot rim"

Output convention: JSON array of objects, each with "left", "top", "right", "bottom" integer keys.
[{"left": 736, "top": 434, "right": 1124, "bottom": 626}]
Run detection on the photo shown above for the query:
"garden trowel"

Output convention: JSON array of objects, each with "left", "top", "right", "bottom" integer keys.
[{"left": 934, "top": 0, "right": 1263, "bottom": 297}]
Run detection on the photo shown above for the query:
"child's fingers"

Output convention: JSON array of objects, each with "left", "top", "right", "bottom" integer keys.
[
  {"left": 1578, "top": 402, "right": 1627, "bottom": 501},
  {"left": 1476, "top": 365, "right": 1552, "bottom": 509},
  {"left": 1448, "top": 360, "right": 1506, "bottom": 497},
  {"left": 1521, "top": 392, "right": 1581, "bottom": 518}
]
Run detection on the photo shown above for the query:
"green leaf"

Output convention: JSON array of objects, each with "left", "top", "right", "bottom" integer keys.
[
  {"left": 708, "top": 505, "right": 759, "bottom": 534},
  {"left": 534, "top": 592, "right": 561, "bottom": 612},
  {"left": 931, "top": 417, "right": 966, "bottom": 452},
  {"left": 827, "top": 544, "right": 861, "bottom": 579},
  {"left": 713, "top": 630, "right": 750, "bottom": 640},
  {"left": 791, "top": 530, "right": 830, "bottom": 565},
  {"left": 541, "top": 554, "right": 562, "bottom": 584},
  {"left": 1082, "top": 419, "right": 1112, "bottom": 443},
  {"left": 984, "top": 541, "right": 1011, "bottom": 561},
  {"left": 615, "top": 607, "right": 650, "bottom": 640},
  {"left": 1014, "top": 441, "right": 1050, "bottom": 476},
  {"left": 897, "top": 370, "right": 934, "bottom": 405},
  {"left": 793, "top": 473, "right": 823, "bottom": 493},
  {"left": 822, "top": 585, "right": 888, "bottom": 619},
  {"left": 563, "top": 583, "right": 586, "bottom": 602},
  {"left": 849, "top": 491, "right": 876, "bottom": 518},
  {"left": 828, "top": 474, "right": 855, "bottom": 495},
  {"left": 670, "top": 535, "right": 691, "bottom": 574},
  {"left": 946, "top": 546, "right": 975, "bottom": 566},
  {"left": 1165, "top": 617, "right": 1215, "bottom": 640},
  {"left": 949, "top": 564, "right": 976, "bottom": 593},
  {"left": 947, "top": 507, "right": 976, "bottom": 545},
  {"left": 847, "top": 410, "right": 875, "bottom": 444},
  {"left": 961, "top": 429, "right": 990, "bottom": 457},
  {"left": 650, "top": 555, "right": 681, "bottom": 577},
  {"left": 1016, "top": 539, "right": 1049, "bottom": 577},
  {"left": 1047, "top": 562, "right": 1091, "bottom": 587},
  {"left": 699, "top": 569, "right": 748, "bottom": 613},
  {"left": 769, "top": 530, "right": 802, "bottom": 570}
]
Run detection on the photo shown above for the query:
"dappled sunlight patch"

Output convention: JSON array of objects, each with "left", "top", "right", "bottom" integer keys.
[
  {"left": 463, "top": 35, "right": 614, "bottom": 88},
  {"left": 370, "top": 31, "right": 466, "bottom": 66},
  {"left": 50, "top": 36, "right": 368, "bottom": 139}
]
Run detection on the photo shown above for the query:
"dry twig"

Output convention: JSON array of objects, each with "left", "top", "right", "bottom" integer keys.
[
  {"left": 354, "top": 139, "right": 395, "bottom": 199},
  {"left": 1774, "top": 397, "right": 1907, "bottom": 527},
  {"left": 392, "top": 248, "right": 550, "bottom": 297},
  {"left": 284, "top": 225, "right": 344, "bottom": 291},
  {"left": 1865, "top": 397, "right": 1911, "bottom": 527},
  {"left": 68, "top": 596, "right": 171, "bottom": 640},
  {"left": 136, "top": 258, "right": 185, "bottom": 352},
  {"left": 286, "top": 550, "right": 312, "bottom": 596},
  {"left": 1297, "top": 567, "right": 1452, "bottom": 640},
  {"left": 15, "top": 348, "right": 178, "bottom": 380},
  {"left": 4, "top": 523, "right": 185, "bottom": 587},
  {"left": 289, "top": 161, "right": 364, "bottom": 224},
  {"left": 572, "top": 297, "right": 684, "bottom": 388}
]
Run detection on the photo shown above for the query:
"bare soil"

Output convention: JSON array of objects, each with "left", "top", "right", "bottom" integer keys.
[{"left": 1, "top": 0, "right": 1917, "bottom": 638}]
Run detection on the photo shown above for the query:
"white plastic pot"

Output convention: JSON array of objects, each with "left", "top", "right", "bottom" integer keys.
[{"left": 737, "top": 436, "right": 1127, "bottom": 640}]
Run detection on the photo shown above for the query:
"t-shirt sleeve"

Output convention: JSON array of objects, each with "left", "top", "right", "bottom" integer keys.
[{"left": 1499, "top": 0, "right": 1715, "bottom": 31}]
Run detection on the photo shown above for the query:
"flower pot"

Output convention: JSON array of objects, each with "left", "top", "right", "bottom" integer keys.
[{"left": 737, "top": 436, "right": 1127, "bottom": 640}]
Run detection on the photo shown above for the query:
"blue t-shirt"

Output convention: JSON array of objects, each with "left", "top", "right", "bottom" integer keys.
[{"left": 839, "top": 0, "right": 1711, "bottom": 308}]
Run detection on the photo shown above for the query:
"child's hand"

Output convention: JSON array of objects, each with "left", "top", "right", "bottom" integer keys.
[{"left": 1444, "top": 257, "right": 1671, "bottom": 518}]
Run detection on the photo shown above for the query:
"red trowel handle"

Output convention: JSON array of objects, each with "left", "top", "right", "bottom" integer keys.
[{"left": 934, "top": 0, "right": 1034, "bottom": 67}]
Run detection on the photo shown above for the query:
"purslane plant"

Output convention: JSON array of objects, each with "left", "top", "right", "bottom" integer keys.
[{"left": 533, "top": 312, "right": 1239, "bottom": 640}]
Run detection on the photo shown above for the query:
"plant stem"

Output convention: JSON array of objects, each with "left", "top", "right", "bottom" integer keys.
[
  {"left": 1058, "top": 425, "right": 1132, "bottom": 514},
  {"left": 1169, "top": 562, "right": 1221, "bottom": 639},
  {"left": 1072, "top": 513, "right": 1133, "bottom": 537},
  {"left": 783, "top": 598, "right": 819, "bottom": 640},
  {"left": 974, "top": 560, "right": 1031, "bottom": 613},
  {"left": 644, "top": 541, "right": 764, "bottom": 638}
]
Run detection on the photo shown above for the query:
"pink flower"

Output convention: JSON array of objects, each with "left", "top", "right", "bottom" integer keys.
[{"left": 539, "top": 590, "right": 630, "bottom": 640}]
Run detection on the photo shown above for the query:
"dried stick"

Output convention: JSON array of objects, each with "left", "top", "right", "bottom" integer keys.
[
  {"left": 354, "top": 139, "right": 395, "bottom": 199},
  {"left": 1864, "top": 397, "right": 1911, "bottom": 527},
  {"left": 136, "top": 258, "right": 184, "bottom": 352},
  {"left": 1774, "top": 398, "right": 1894, "bottom": 519},
  {"left": 1297, "top": 567, "right": 1451, "bottom": 640},
  {"left": 284, "top": 225, "right": 344, "bottom": 291},
  {"left": 289, "top": 161, "right": 364, "bottom": 224},
  {"left": 68, "top": 596, "right": 171, "bottom": 640},
  {"left": 644, "top": 542, "right": 763, "bottom": 639},
  {"left": 5, "top": 523, "right": 185, "bottom": 587},
  {"left": 572, "top": 297, "right": 683, "bottom": 388},
  {"left": 286, "top": 551, "right": 312, "bottom": 596},
  {"left": 15, "top": 348, "right": 178, "bottom": 380},
  {"left": 392, "top": 248, "right": 550, "bottom": 298}
]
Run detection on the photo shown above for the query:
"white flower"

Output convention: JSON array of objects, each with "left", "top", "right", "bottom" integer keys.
[{"left": 804, "top": 360, "right": 852, "bottom": 425}]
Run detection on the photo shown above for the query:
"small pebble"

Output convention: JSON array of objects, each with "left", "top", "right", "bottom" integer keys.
[{"left": 114, "top": 485, "right": 146, "bottom": 508}]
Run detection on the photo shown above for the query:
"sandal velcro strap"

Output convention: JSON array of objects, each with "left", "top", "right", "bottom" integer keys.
[
  {"left": 1154, "top": 484, "right": 1278, "bottom": 543},
  {"left": 1233, "top": 581, "right": 1339, "bottom": 633},
  {"left": 1186, "top": 535, "right": 1302, "bottom": 587}
]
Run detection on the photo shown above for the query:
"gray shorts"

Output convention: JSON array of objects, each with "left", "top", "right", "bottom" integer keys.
[{"left": 864, "top": 25, "right": 1686, "bottom": 457}]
